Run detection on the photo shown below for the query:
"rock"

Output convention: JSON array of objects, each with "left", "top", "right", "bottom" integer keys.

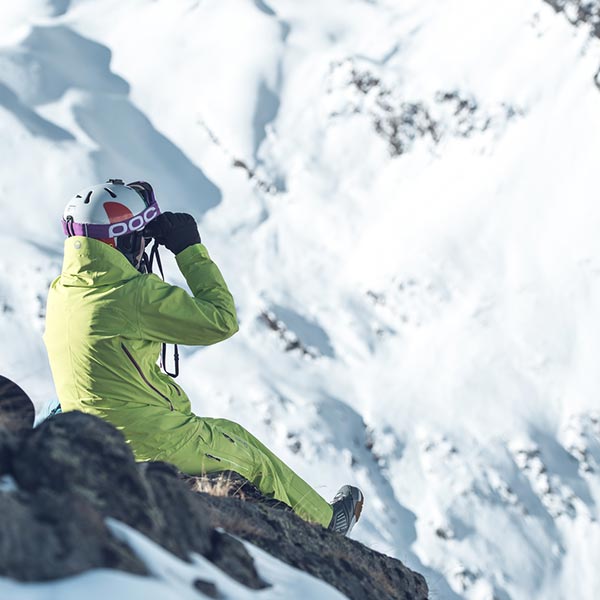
[
  {"left": 187, "top": 472, "right": 428, "bottom": 600},
  {"left": 193, "top": 578, "right": 219, "bottom": 598},
  {"left": 12, "top": 412, "right": 161, "bottom": 535},
  {"left": 0, "top": 376, "right": 35, "bottom": 434},
  {"left": 0, "top": 489, "right": 148, "bottom": 580},
  {"left": 4, "top": 412, "right": 265, "bottom": 589},
  {"left": 0, "top": 428, "right": 19, "bottom": 476},
  {"left": 0, "top": 410, "right": 427, "bottom": 598},
  {"left": 141, "top": 461, "right": 267, "bottom": 589}
]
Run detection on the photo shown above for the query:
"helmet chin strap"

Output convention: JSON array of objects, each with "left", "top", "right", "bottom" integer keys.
[
  {"left": 114, "top": 231, "right": 145, "bottom": 271},
  {"left": 133, "top": 235, "right": 147, "bottom": 272}
]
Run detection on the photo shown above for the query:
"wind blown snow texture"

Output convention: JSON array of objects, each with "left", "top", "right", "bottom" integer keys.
[{"left": 1, "top": 0, "right": 600, "bottom": 598}]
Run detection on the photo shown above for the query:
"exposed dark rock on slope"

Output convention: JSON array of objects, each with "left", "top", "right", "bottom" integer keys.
[
  {"left": 1, "top": 412, "right": 264, "bottom": 589},
  {"left": 542, "top": 0, "right": 600, "bottom": 88},
  {"left": 0, "top": 411, "right": 428, "bottom": 600},
  {"left": 326, "top": 59, "right": 522, "bottom": 157},
  {"left": 189, "top": 471, "right": 429, "bottom": 600},
  {"left": 543, "top": 0, "right": 600, "bottom": 36}
]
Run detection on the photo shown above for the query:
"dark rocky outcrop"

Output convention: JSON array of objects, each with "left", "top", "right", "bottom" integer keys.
[
  {"left": 0, "top": 376, "right": 35, "bottom": 433},
  {"left": 0, "top": 410, "right": 428, "bottom": 599},
  {"left": 542, "top": 0, "right": 600, "bottom": 37},
  {"left": 326, "top": 59, "right": 523, "bottom": 158},
  {"left": 541, "top": 0, "right": 600, "bottom": 89},
  {"left": 188, "top": 472, "right": 429, "bottom": 600}
]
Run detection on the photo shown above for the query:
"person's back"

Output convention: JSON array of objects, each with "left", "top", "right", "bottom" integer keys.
[
  {"left": 44, "top": 234, "right": 238, "bottom": 460},
  {"left": 44, "top": 179, "right": 363, "bottom": 536}
]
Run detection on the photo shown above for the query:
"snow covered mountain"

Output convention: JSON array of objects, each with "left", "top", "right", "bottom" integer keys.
[{"left": 1, "top": 0, "right": 600, "bottom": 598}]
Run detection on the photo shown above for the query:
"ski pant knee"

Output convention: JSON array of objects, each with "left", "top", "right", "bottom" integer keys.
[
  {"left": 161, "top": 417, "right": 268, "bottom": 480},
  {"left": 164, "top": 416, "right": 333, "bottom": 528}
]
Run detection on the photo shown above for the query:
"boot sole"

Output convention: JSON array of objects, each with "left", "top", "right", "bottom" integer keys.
[{"left": 346, "top": 488, "right": 364, "bottom": 535}]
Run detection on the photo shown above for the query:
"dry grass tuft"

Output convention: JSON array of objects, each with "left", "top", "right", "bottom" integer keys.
[{"left": 187, "top": 471, "right": 250, "bottom": 499}]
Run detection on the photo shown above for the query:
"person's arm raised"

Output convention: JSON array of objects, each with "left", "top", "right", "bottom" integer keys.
[{"left": 136, "top": 213, "right": 238, "bottom": 345}]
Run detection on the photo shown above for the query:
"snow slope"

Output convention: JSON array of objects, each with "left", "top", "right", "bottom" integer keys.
[{"left": 1, "top": 0, "right": 600, "bottom": 598}]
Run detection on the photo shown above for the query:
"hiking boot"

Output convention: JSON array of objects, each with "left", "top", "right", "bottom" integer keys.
[{"left": 328, "top": 485, "right": 364, "bottom": 535}]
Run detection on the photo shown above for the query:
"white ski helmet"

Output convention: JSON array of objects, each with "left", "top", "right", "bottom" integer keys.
[{"left": 62, "top": 179, "right": 161, "bottom": 267}]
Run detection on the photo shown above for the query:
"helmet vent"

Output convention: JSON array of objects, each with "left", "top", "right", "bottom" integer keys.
[
  {"left": 75, "top": 195, "right": 82, "bottom": 198},
  {"left": 104, "top": 187, "right": 117, "bottom": 199},
  {"left": 84, "top": 191, "right": 92, "bottom": 204}
]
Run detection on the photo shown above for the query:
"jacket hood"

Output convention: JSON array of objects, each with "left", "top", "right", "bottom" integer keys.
[{"left": 60, "top": 236, "right": 140, "bottom": 287}]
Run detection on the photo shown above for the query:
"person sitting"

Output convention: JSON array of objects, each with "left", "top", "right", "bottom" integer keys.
[{"left": 44, "top": 179, "right": 364, "bottom": 535}]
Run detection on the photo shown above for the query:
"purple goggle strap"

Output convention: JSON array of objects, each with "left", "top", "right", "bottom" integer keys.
[{"left": 62, "top": 199, "right": 161, "bottom": 238}]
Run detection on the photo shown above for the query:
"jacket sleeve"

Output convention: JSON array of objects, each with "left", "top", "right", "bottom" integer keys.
[{"left": 136, "top": 243, "right": 239, "bottom": 345}]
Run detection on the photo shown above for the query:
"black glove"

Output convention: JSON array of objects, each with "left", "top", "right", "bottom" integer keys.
[{"left": 145, "top": 212, "right": 201, "bottom": 255}]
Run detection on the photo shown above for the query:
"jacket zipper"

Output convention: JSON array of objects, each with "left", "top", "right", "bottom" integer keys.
[
  {"left": 121, "top": 343, "right": 174, "bottom": 411},
  {"left": 168, "top": 381, "right": 182, "bottom": 396}
]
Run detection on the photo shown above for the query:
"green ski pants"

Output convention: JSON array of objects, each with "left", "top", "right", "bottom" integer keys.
[{"left": 165, "top": 417, "right": 334, "bottom": 528}]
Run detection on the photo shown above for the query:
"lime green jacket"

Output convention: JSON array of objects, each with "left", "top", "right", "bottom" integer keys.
[{"left": 44, "top": 237, "right": 239, "bottom": 460}]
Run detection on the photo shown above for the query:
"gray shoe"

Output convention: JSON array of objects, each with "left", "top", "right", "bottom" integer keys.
[{"left": 328, "top": 485, "right": 364, "bottom": 535}]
